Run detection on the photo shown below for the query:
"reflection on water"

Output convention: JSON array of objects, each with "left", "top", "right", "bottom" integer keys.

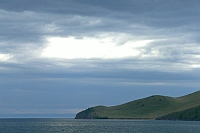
[{"left": 0, "top": 118, "right": 200, "bottom": 133}]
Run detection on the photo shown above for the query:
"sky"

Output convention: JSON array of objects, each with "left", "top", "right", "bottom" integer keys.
[{"left": 0, "top": 0, "right": 200, "bottom": 118}]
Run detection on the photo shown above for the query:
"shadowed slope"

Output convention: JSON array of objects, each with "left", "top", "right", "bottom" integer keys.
[{"left": 156, "top": 105, "right": 200, "bottom": 121}]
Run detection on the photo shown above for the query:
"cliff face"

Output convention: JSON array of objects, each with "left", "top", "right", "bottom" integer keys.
[
  {"left": 75, "top": 107, "right": 96, "bottom": 119},
  {"left": 75, "top": 91, "right": 200, "bottom": 120},
  {"left": 75, "top": 106, "right": 109, "bottom": 119}
]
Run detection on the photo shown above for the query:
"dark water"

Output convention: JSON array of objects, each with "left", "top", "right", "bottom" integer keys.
[{"left": 0, "top": 118, "right": 200, "bottom": 133}]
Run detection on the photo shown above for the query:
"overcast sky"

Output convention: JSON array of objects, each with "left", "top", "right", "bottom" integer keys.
[{"left": 0, "top": 0, "right": 200, "bottom": 118}]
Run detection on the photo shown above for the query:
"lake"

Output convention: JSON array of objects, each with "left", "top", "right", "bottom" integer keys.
[{"left": 0, "top": 118, "right": 199, "bottom": 133}]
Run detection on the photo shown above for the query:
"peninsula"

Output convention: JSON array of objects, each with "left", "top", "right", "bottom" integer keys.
[{"left": 75, "top": 91, "right": 200, "bottom": 121}]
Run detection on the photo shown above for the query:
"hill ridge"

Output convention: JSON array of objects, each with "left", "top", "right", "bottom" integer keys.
[{"left": 75, "top": 91, "right": 200, "bottom": 120}]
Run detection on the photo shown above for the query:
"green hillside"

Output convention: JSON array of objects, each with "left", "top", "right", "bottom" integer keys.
[
  {"left": 156, "top": 105, "right": 200, "bottom": 121},
  {"left": 75, "top": 91, "right": 200, "bottom": 120}
]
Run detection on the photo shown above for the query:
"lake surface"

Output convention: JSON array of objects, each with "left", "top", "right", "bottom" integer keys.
[{"left": 0, "top": 118, "right": 199, "bottom": 133}]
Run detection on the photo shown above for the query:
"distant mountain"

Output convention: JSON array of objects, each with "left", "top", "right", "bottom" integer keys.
[{"left": 75, "top": 91, "right": 200, "bottom": 121}]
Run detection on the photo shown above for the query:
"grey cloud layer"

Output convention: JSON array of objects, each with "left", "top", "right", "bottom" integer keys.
[
  {"left": 1, "top": 0, "right": 200, "bottom": 76},
  {"left": 1, "top": 0, "right": 200, "bottom": 82}
]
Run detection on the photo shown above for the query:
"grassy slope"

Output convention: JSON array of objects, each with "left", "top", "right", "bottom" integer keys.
[
  {"left": 156, "top": 105, "right": 200, "bottom": 121},
  {"left": 75, "top": 91, "right": 200, "bottom": 119}
]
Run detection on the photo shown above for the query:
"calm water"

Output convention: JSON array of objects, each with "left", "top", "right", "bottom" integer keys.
[{"left": 0, "top": 118, "right": 200, "bottom": 133}]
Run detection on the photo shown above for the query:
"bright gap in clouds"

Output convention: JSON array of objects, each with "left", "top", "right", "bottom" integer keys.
[
  {"left": 42, "top": 36, "right": 152, "bottom": 59},
  {"left": 0, "top": 53, "right": 12, "bottom": 61}
]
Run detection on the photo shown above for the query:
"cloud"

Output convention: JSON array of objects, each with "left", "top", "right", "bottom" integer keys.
[
  {"left": 0, "top": 53, "right": 12, "bottom": 61},
  {"left": 42, "top": 35, "right": 152, "bottom": 59},
  {"left": 1, "top": 0, "right": 200, "bottom": 76}
]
